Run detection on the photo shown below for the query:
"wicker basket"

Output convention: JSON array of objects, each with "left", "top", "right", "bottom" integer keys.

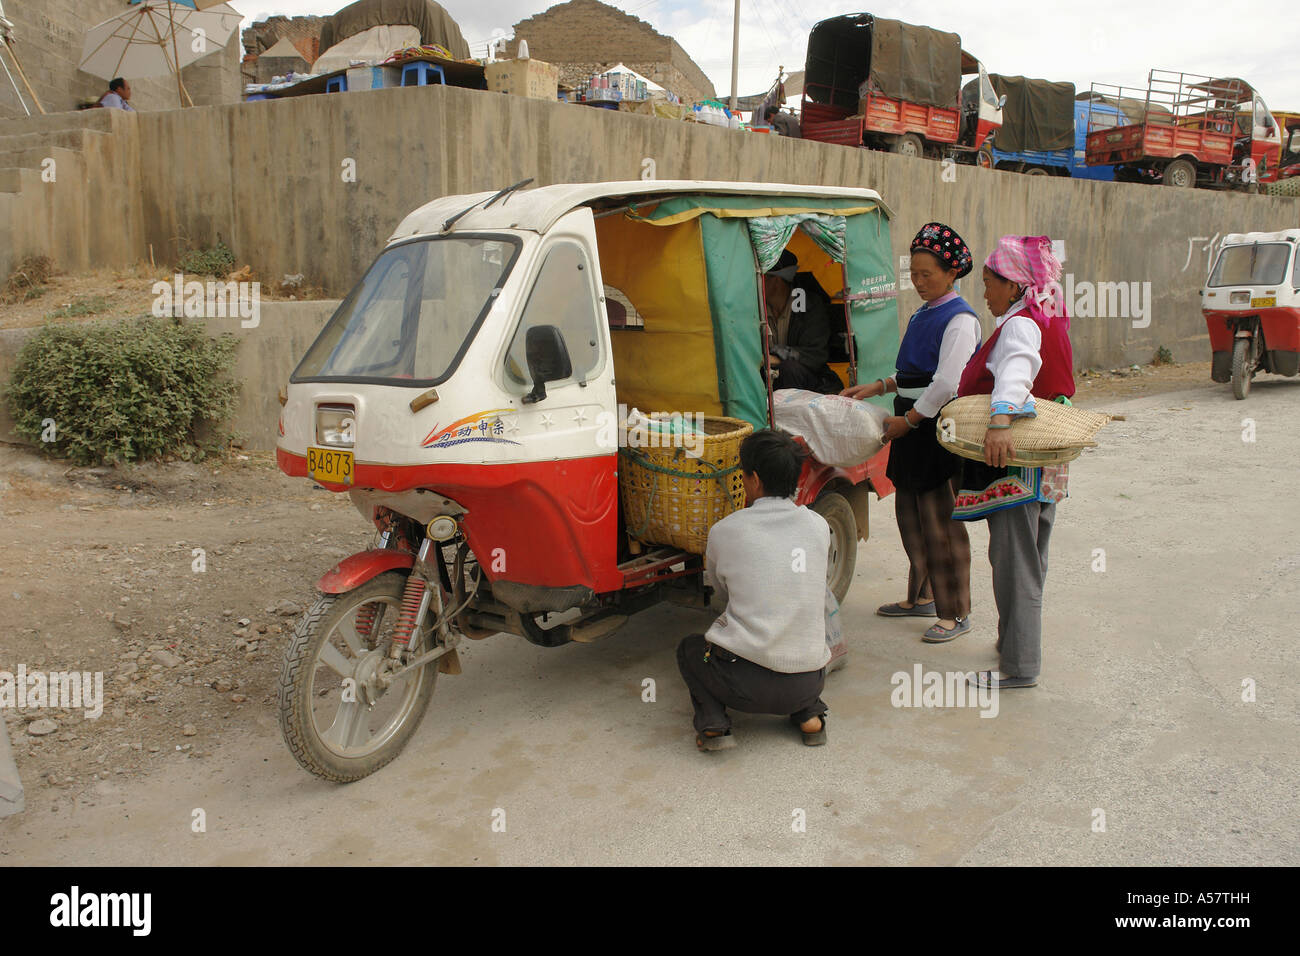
[
  {"left": 618, "top": 416, "right": 753, "bottom": 554},
  {"left": 937, "top": 395, "right": 1113, "bottom": 467}
]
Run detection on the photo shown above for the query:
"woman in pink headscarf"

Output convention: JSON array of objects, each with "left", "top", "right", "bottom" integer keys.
[{"left": 952, "top": 235, "right": 1075, "bottom": 690}]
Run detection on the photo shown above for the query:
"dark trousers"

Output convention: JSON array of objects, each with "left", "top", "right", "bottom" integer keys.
[
  {"left": 987, "top": 501, "right": 1055, "bottom": 679},
  {"left": 895, "top": 476, "right": 972, "bottom": 620},
  {"left": 676, "top": 633, "right": 827, "bottom": 735}
]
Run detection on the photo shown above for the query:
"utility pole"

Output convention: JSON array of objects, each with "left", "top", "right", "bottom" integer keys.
[{"left": 729, "top": 0, "right": 739, "bottom": 113}]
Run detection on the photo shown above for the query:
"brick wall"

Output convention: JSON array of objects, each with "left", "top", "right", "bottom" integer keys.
[
  {"left": 241, "top": 16, "right": 326, "bottom": 61},
  {"left": 0, "top": 0, "right": 241, "bottom": 118},
  {"left": 506, "top": 0, "right": 716, "bottom": 103}
]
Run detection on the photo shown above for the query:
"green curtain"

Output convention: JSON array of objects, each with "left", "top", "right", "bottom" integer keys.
[
  {"left": 843, "top": 210, "right": 898, "bottom": 413},
  {"left": 699, "top": 215, "right": 769, "bottom": 428},
  {"left": 747, "top": 214, "right": 848, "bottom": 272}
]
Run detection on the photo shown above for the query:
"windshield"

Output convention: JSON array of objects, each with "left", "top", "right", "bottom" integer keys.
[
  {"left": 293, "top": 235, "right": 520, "bottom": 384},
  {"left": 1209, "top": 243, "right": 1293, "bottom": 287}
]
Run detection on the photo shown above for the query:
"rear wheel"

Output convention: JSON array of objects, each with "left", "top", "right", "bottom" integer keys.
[
  {"left": 1231, "top": 337, "right": 1253, "bottom": 400},
  {"left": 814, "top": 491, "right": 858, "bottom": 605},
  {"left": 1024, "top": 166, "right": 1049, "bottom": 177},
  {"left": 891, "top": 133, "right": 924, "bottom": 158},
  {"left": 1163, "top": 158, "right": 1197, "bottom": 188},
  {"left": 976, "top": 143, "right": 994, "bottom": 169}
]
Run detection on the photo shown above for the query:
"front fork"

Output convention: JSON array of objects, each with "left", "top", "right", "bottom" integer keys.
[{"left": 379, "top": 538, "right": 460, "bottom": 684}]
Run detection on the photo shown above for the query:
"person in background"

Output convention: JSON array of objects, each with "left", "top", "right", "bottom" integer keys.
[
  {"left": 676, "top": 430, "right": 831, "bottom": 750},
  {"left": 761, "top": 250, "right": 843, "bottom": 394},
  {"left": 99, "top": 78, "right": 134, "bottom": 111},
  {"left": 842, "top": 222, "right": 980, "bottom": 642},
  {"left": 952, "top": 235, "right": 1076, "bottom": 690}
]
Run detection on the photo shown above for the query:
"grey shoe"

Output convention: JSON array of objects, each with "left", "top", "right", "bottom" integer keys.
[
  {"left": 877, "top": 601, "right": 936, "bottom": 618},
  {"left": 922, "top": 616, "right": 972, "bottom": 643}
]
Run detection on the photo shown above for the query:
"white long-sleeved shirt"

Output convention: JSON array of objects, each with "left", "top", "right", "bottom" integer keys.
[
  {"left": 704, "top": 496, "right": 831, "bottom": 674},
  {"left": 911, "top": 298, "right": 982, "bottom": 419},
  {"left": 983, "top": 296, "right": 1041, "bottom": 409}
]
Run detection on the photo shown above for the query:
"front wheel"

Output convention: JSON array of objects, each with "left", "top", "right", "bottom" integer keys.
[
  {"left": 278, "top": 572, "right": 438, "bottom": 782},
  {"left": 814, "top": 491, "right": 858, "bottom": 605},
  {"left": 1230, "top": 337, "right": 1254, "bottom": 400}
]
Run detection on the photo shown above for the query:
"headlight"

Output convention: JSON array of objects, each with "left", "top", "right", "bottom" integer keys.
[
  {"left": 315, "top": 404, "right": 356, "bottom": 447},
  {"left": 1229, "top": 291, "right": 1250, "bottom": 305},
  {"left": 427, "top": 516, "right": 458, "bottom": 541}
]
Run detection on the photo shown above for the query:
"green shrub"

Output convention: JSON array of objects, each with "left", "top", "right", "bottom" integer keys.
[
  {"left": 46, "top": 295, "right": 111, "bottom": 320},
  {"left": 177, "top": 240, "right": 236, "bottom": 278},
  {"left": 5, "top": 316, "right": 240, "bottom": 465},
  {"left": 1153, "top": 345, "right": 1174, "bottom": 366}
]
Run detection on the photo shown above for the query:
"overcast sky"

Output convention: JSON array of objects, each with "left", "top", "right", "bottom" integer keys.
[{"left": 240, "top": 0, "right": 1300, "bottom": 108}]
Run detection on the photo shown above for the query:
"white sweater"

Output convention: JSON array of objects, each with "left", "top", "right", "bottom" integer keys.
[{"left": 704, "top": 496, "right": 832, "bottom": 673}]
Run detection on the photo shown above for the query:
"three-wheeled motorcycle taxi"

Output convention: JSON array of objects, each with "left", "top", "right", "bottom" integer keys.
[
  {"left": 1202, "top": 229, "right": 1300, "bottom": 399},
  {"left": 275, "top": 181, "right": 899, "bottom": 780}
]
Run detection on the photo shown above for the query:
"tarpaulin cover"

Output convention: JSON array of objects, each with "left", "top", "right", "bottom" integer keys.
[
  {"left": 318, "top": 0, "right": 470, "bottom": 60},
  {"left": 988, "top": 75, "right": 1075, "bottom": 152},
  {"left": 804, "top": 14, "right": 961, "bottom": 111}
]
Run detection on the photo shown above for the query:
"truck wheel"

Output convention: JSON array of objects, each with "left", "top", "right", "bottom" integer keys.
[
  {"left": 891, "top": 133, "right": 924, "bottom": 158},
  {"left": 1163, "top": 159, "right": 1196, "bottom": 188},
  {"left": 976, "top": 143, "right": 994, "bottom": 169},
  {"left": 1231, "top": 338, "right": 1253, "bottom": 399},
  {"left": 1024, "top": 166, "right": 1049, "bottom": 176},
  {"left": 814, "top": 491, "right": 858, "bottom": 605}
]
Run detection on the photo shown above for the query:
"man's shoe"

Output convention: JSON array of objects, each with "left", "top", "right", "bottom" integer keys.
[{"left": 877, "top": 601, "right": 936, "bottom": 617}]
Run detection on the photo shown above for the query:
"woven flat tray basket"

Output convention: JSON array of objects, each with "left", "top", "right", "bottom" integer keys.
[
  {"left": 618, "top": 416, "right": 753, "bottom": 554},
  {"left": 937, "top": 396, "right": 1112, "bottom": 466}
]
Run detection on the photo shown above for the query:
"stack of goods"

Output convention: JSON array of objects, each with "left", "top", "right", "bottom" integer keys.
[
  {"left": 618, "top": 414, "right": 753, "bottom": 554},
  {"left": 691, "top": 99, "right": 740, "bottom": 128},
  {"left": 937, "top": 395, "right": 1113, "bottom": 465},
  {"left": 384, "top": 44, "right": 458, "bottom": 63}
]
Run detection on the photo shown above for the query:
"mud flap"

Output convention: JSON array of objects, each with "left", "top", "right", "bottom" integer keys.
[{"left": 437, "top": 648, "right": 462, "bottom": 675}]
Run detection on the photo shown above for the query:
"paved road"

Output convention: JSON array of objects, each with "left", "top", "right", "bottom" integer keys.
[{"left": 3, "top": 380, "right": 1298, "bottom": 865}]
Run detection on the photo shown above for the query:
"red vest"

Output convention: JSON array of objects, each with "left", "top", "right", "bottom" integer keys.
[{"left": 958, "top": 307, "right": 1075, "bottom": 400}]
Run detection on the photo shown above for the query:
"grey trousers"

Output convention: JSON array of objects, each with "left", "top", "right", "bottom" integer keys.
[{"left": 986, "top": 501, "right": 1055, "bottom": 680}]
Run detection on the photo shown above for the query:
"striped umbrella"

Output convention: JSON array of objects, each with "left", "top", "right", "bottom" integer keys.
[{"left": 79, "top": 2, "right": 241, "bottom": 108}]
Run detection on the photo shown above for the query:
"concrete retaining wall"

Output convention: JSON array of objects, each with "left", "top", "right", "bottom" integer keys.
[{"left": 3, "top": 82, "right": 1300, "bottom": 376}]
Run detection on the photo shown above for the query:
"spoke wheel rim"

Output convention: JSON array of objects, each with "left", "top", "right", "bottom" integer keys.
[{"left": 307, "top": 595, "right": 430, "bottom": 759}]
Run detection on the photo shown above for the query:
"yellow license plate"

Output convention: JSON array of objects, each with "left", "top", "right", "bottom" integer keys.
[
  {"left": 1251, "top": 297, "right": 1276, "bottom": 308},
  {"left": 308, "top": 447, "right": 354, "bottom": 485}
]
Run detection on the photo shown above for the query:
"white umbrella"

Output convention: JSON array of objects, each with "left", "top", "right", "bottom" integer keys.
[{"left": 79, "top": 1, "right": 242, "bottom": 108}]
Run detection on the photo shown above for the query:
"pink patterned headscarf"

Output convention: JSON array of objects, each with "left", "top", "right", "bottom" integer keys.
[{"left": 984, "top": 235, "right": 1068, "bottom": 328}]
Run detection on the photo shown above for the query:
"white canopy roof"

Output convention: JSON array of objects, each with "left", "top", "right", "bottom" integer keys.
[
  {"left": 1222, "top": 230, "right": 1300, "bottom": 246},
  {"left": 602, "top": 63, "right": 664, "bottom": 92},
  {"left": 389, "top": 180, "right": 890, "bottom": 241}
]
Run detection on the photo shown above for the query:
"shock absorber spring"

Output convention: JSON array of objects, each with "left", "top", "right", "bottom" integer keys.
[
  {"left": 389, "top": 576, "right": 427, "bottom": 649},
  {"left": 354, "top": 603, "right": 377, "bottom": 642}
]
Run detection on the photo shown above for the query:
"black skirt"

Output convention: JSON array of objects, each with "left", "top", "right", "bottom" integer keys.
[{"left": 884, "top": 383, "right": 963, "bottom": 494}]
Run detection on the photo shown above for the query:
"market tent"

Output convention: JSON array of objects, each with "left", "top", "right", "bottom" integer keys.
[
  {"left": 311, "top": 24, "right": 419, "bottom": 73},
  {"left": 989, "top": 75, "right": 1075, "bottom": 152},
  {"left": 603, "top": 63, "right": 664, "bottom": 92}
]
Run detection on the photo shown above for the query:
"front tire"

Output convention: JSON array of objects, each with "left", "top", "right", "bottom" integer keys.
[
  {"left": 278, "top": 572, "right": 438, "bottom": 782},
  {"left": 814, "top": 491, "right": 858, "bottom": 605},
  {"left": 1231, "top": 337, "right": 1253, "bottom": 400}
]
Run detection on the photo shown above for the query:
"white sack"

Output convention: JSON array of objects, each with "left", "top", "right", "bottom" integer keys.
[{"left": 773, "top": 388, "right": 887, "bottom": 467}]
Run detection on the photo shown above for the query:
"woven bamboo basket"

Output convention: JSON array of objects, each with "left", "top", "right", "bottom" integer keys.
[
  {"left": 937, "top": 396, "right": 1113, "bottom": 467},
  {"left": 618, "top": 416, "right": 753, "bottom": 554}
]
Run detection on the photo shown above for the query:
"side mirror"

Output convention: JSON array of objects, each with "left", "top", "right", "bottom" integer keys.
[
  {"left": 997, "top": 94, "right": 1007, "bottom": 110},
  {"left": 521, "top": 324, "right": 572, "bottom": 405}
]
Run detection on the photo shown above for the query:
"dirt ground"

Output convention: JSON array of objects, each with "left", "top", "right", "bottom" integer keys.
[{"left": 0, "top": 358, "right": 1225, "bottom": 816}]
